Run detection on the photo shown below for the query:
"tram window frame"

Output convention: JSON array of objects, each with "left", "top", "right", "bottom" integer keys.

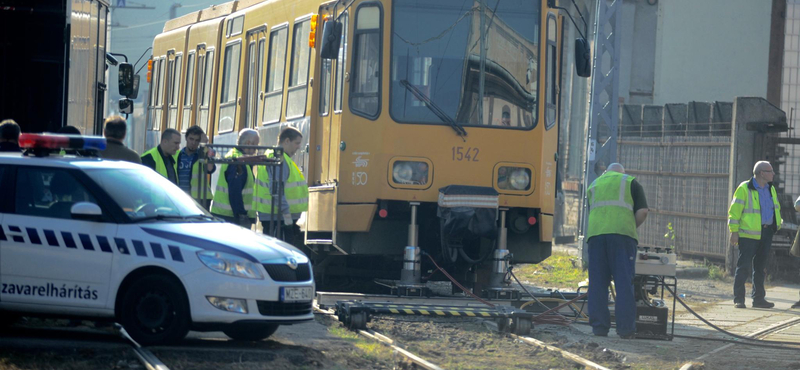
[
  {"left": 245, "top": 32, "right": 266, "bottom": 129},
  {"left": 262, "top": 24, "right": 289, "bottom": 125},
  {"left": 349, "top": 2, "right": 382, "bottom": 120},
  {"left": 227, "top": 15, "right": 245, "bottom": 38},
  {"left": 334, "top": 11, "right": 349, "bottom": 114},
  {"left": 148, "top": 57, "right": 161, "bottom": 130},
  {"left": 153, "top": 58, "right": 166, "bottom": 131},
  {"left": 545, "top": 14, "right": 557, "bottom": 131},
  {"left": 168, "top": 53, "right": 183, "bottom": 130},
  {"left": 197, "top": 49, "right": 214, "bottom": 135},
  {"left": 182, "top": 51, "right": 196, "bottom": 132},
  {"left": 286, "top": 16, "right": 313, "bottom": 120},
  {"left": 218, "top": 40, "right": 243, "bottom": 134}
]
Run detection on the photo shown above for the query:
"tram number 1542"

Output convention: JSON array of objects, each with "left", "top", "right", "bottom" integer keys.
[{"left": 452, "top": 147, "right": 480, "bottom": 162}]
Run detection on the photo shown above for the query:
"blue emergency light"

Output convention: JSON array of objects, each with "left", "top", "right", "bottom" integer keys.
[{"left": 19, "top": 134, "right": 107, "bottom": 151}]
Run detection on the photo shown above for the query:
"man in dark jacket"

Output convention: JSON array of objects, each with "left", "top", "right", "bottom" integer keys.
[
  {"left": 100, "top": 115, "right": 141, "bottom": 164},
  {"left": 141, "top": 129, "right": 181, "bottom": 184},
  {"left": 0, "top": 119, "right": 21, "bottom": 152}
]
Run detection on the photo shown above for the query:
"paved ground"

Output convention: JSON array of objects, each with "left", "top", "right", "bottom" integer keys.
[{"left": 560, "top": 282, "right": 800, "bottom": 370}]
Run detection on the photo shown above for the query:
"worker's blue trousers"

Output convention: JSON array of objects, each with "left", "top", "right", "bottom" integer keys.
[{"left": 588, "top": 234, "right": 637, "bottom": 337}]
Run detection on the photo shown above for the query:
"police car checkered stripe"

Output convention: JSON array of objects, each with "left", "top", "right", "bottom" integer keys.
[
  {"left": 79, "top": 234, "right": 95, "bottom": 251},
  {"left": 1, "top": 225, "right": 184, "bottom": 263},
  {"left": 44, "top": 230, "right": 59, "bottom": 247},
  {"left": 9, "top": 226, "right": 23, "bottom": 243},
  {"left": 61, "top": 232, "right": 77, "bottom": 249},
  {"left": 26, "top": 228, "right": 42, "bottom": 245},
  {"left": 150, "top": 243, "right": 165, "bottom": 259},
  {"left": 132, "top": 240, "right": 147, "bottom": 256},
  {"left": 114, "top": 238, "right": 130, "bottom": 254}
]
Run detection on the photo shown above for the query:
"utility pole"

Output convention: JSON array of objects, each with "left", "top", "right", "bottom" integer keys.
[{"left": 579, "top": 0, "right": 624, "bottom": 267}]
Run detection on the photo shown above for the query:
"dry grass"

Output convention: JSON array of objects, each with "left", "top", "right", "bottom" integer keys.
[{"left": 512, "top": 252, "right": 588, "bottom": 290}]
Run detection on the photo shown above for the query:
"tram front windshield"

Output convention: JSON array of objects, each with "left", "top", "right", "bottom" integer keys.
[{"left": 390, "top": 0, "right": 541, "bottom": 129}]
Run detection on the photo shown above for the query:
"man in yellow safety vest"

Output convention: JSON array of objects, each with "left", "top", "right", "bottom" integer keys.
[
  {"left": 587, "top": 163, "right": 649, "bottom": 339},
  {"left": 210, "top": 129, "right": 259, "bottom": 228},
  {"left": 141, "top": 128, "right": 181, "bottom": 185},
  {"left": 728, "top": 161, "right": 782, "bottom": 309},
  {"left": 254, "top": 127, "right": 308, "bottom": 244}
]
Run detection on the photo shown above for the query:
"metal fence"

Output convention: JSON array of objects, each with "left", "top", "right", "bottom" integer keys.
[
  {"left": 619, "top": 135, "right": 732, "bottom": 258},
  {"left": 617, "top": 102, "right": 734, "bottom": 259}
]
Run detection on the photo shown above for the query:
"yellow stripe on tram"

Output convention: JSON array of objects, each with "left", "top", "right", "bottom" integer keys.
[
  {"left": 434, "top": 310, "right": 445, "bottom": 315},
  {"left": 419, "top": 310, "right": 430, "bottom": 315},
  {"left": 404, "top": 309, "right": 415, "bottom": 314}
]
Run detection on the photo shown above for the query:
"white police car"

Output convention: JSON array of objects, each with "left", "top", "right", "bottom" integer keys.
[{"left": 0, "top": 134, "right": 314, "bottom": 345}]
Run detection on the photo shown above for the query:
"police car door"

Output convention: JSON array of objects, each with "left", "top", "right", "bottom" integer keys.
[{"left": 0, "top": 166, "right": 115, "bottom": 311}]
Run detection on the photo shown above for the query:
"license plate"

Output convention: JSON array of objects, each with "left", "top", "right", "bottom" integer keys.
[{"left": 280, "top": 286, "right": 313, "bottom": 302}]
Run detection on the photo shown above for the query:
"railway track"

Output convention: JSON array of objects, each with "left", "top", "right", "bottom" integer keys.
[
  {"left": 677, "top": 307, "right": 800, "bottom": 369},
  {"left": 314, "top": 305, "right": 445, "bottom": 370},
  {"left": 317, "top": 297, "right": 618, "bottom": 370},
  {"left": 117, "top": 324, "right": 170, "bottom": 370}
]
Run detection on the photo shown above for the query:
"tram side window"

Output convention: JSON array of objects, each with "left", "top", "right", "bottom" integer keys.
[
  {"left": 263, "top": 27, "right": 288, "bottom": 124},
  {"left": 182, "top": 53, "right": 196, "bottom": 131},
  {"left": 545, "top": 16, "right": 557, "bottom": 130},
  {"left": 168, "top": 54, "right": 182, "bottom": 129},
  {"left": 334, "top": 12, "right": 349, "bottom": 113},
  {"left": 350, "top": 5, "right": 381, "bottom": 119},
  {"left": 287, "top": 19, "right": 311, "bottom": 119},
  {"left": 152, "top": 59, "right": 166, "bottom": 131},
  {"left": 198, "top": 50, "right": 214, "bottom": 134},
  {"left": 219, "top": 42, "right": 242, "bottom": 133}
]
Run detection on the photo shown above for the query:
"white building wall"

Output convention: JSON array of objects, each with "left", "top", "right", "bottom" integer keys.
[{"left": 653, "top": 0, "right": 772, "bottom": 105}]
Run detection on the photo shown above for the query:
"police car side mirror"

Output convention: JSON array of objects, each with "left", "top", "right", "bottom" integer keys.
[{"left": 71, "top": 202, "right": 103, "bottom": 221}]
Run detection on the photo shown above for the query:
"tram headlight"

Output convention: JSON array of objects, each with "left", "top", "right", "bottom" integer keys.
[
  {"left": 392, "top": 161, "right": 429, "bottom": 185},
  {"left": 497, "top": 167, "right": 531, "bottom": 191}
]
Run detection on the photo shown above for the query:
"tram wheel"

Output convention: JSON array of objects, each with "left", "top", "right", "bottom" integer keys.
[
  {"left": 347, "top": 312, "right": 367, "bottom": 330},
  {"left": 512, "top": 318, "right": 532, "bottom": 336}
]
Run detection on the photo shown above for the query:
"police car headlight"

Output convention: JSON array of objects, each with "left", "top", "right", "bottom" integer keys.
[{"left": 197, "top": 251, "right": 264, "bottom": 279}]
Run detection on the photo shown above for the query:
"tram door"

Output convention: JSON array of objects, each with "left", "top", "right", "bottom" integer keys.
[{"left": 315, "top": 6, "right": 349, "bottom": 184}]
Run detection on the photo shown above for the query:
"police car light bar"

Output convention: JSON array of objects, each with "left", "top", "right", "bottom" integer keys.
[{"left": 19, "top": 134, "right": 107, "bottom": 151}]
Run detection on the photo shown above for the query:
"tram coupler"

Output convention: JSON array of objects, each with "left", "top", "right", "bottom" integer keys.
[
  {"left": 484, "top": 209, "right": 520, "bottom": 300},
  {"left": 394, "top": 203, "right": 429, "bottom": 296}
]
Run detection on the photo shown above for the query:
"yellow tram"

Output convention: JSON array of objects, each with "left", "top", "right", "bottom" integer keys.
[{"left": 147, "top": 0, "right": 581, "bottom": 291}]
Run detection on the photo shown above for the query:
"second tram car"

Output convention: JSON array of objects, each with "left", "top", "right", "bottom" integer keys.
[{"left": 147, "top": 0, "right": 587, "bottom": 291}]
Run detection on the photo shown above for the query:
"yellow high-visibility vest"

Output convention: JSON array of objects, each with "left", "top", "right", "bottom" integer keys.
[{"left": 728, "top": 180, "right": 782, "bottom": 240}]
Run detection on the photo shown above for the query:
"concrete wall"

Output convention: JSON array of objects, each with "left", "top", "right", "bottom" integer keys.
[
  {"left": 653, "top": 0, "right": 772, "bottom": 104},
  {"left": 619, "top": 0, "right": 658, "bottom": 105}
]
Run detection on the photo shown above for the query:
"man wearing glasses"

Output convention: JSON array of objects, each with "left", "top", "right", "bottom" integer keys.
[{"left": 728, "top": 161, "right": 781, "bottom": 309}]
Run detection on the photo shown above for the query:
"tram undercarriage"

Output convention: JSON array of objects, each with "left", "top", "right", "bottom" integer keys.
[{"left": 304, "top": 187, "right": 552, "bottom": 295}]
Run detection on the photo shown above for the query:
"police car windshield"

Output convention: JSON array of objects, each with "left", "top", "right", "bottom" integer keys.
[{"left": 84, "top": 168, "right": 213, "bottom": 222}]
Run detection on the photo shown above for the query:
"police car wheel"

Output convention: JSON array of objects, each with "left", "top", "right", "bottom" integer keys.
[
  {"left": 222, "top": 324, "right": 279, "bottom": 341},
  {"left": 119, "top": 275, "right": 190, "bottom": 345}
]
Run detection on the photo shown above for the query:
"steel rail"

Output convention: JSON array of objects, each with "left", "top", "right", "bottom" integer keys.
[
  {"left": 682, "top": 316, "right": 800, "bottom": 368},
  {"left": 480, "top": 320, "right": 610, "bottom": 370},
  {"left": 117, "top": 325, "right": 170, "bottom": 370},
  {"left": 314, "top": 306, "right": 444, "bottom": 370}
]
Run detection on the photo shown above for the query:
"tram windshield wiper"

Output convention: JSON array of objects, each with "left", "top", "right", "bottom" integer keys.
[{"left": 399, "top": 79, "right": 467, "bottom": 141}]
